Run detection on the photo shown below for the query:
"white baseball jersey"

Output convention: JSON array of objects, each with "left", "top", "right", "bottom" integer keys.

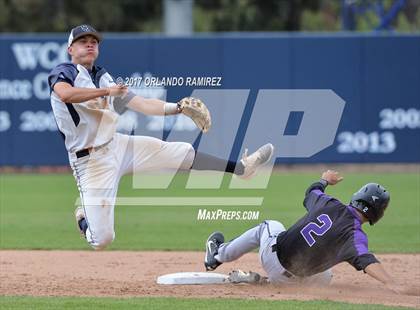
[{"left": 48, "top": 62, "right": 129, "bottom": 153}]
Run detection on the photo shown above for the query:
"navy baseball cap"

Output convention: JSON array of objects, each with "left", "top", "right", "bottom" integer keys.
[{"left": 68, "top": 24, "right": 102, "bottom": 47}]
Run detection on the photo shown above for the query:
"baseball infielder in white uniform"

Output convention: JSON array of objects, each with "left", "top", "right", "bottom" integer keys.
[{"left": 48, "top": 25, "right": 274, "bottom": 250}]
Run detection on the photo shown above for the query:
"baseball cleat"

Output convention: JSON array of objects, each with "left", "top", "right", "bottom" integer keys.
[
  {"left": 239, "top": 143, "right": 274, "bottom": 179},
  {"left": 74, "top": 206, "right": 86, "bottom": 238},
  {"left": 204, "top": 231, "right": 224, "bottom": 271}
]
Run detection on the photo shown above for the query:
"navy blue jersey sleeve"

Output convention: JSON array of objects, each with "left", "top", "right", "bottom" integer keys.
[{"left": 48, "top": 63, "right": 78, "bottom": 92}]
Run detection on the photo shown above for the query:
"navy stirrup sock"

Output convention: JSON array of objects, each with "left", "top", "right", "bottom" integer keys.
[
  {"left": 78, "top": 218, "right": 88, "bottom": 234},
  {"left": 192, "top": 151, "right": 244, "bottom": 175}
]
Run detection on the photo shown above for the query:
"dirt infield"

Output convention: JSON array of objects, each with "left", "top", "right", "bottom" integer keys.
[{"left": 1, "top": 251, "right": 419, "bottom": 308}]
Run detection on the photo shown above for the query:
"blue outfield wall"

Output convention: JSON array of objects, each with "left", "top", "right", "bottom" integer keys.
[{"left": 0, "top": 33, "right": 419, "bottom": 166}]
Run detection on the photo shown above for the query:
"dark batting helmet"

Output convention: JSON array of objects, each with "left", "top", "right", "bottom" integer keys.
[{"left": 350, "top": 183, "right": 390, "bottom": 225}]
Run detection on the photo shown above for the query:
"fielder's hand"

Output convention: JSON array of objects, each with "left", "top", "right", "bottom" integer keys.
[
  {"left": 321, "top": 170, "right": 343, "bottom": 185},
  {"left": 107, "top": 84, "right": 128, "bottom": 97},
  {"left": 177, "top": 97, "right": 211, "bottom": 133}
]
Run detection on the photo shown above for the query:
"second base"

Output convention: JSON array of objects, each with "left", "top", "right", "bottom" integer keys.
[{"left": 156, "top": 272, "right": 228, "bottom": 285}]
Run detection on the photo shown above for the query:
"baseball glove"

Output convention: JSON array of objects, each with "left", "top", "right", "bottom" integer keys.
[{"left": 177, "top": 97, "right": 211, "bottom": 133}]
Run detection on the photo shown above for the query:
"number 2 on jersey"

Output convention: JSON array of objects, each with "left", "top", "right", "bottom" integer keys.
[{"left": 300, "top": 214, "right": 333, "bottom": 247}]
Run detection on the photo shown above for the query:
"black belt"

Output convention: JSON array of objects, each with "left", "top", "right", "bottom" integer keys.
[
  {"left": 272, "top": 244, "right": 294, "bottom": 278},
  {"left": 76, "top": 148, "right": 90, "bottom": 158},
  {"left": 75, "top": 139, "right": 112, "bottom": 159}
]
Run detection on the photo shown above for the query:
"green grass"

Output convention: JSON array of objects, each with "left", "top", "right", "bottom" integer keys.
[
  {"left": 0, "top": 296, "right": 412, "bottom": 310},
  {"left": 0, "top": 172, "right": 419, "bottom": 252}
]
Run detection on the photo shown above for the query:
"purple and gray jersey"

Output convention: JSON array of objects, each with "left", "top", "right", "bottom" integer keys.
[{"left": 273, "top": 181, "right": 379, "bottom": 277}]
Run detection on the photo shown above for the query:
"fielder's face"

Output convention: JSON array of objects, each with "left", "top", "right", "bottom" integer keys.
[{"left": 68, "top": 35, "right": 99, "bottom": 67}]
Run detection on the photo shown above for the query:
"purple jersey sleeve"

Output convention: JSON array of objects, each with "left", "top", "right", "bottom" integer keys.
[
  {"left": 303, "top": 188, "right": 336, "bottom": 212},
  {"left": 347, "top": 209, "right": 380, "bottom": 271}
]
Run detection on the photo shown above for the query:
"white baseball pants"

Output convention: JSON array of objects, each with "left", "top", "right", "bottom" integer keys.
[{"left": 69, "top": 133, "right": 194, "bottom": 249}]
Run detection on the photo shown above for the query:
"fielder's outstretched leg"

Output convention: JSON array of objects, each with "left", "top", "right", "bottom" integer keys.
[
  {"left": 192, "top": 143, "right": 274, "bottom": 179},
  {"left": 124, "top": 132, "right": 274, "bottom": 179}
]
